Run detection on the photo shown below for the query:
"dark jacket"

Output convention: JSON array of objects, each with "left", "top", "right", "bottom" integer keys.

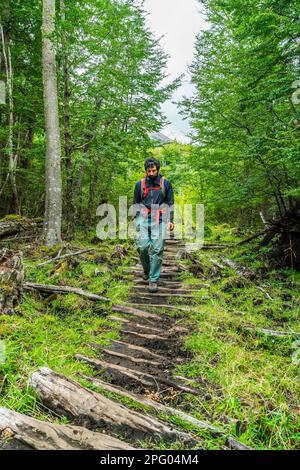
[{"left": 133, "top": 173, "right": 174, "bottom": 223}]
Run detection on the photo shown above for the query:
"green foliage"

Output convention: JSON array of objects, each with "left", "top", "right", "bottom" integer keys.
[
  {"left": 0, "top": 0, "right": 181, "bottom": 225},
  {"left": 176, "top": 243, "right": 300, "bottom": 449},
  {"left": 180, "top": 0, "right": 300, "bottom": 226}
]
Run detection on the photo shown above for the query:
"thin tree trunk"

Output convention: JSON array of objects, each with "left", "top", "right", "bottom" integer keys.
[
  {"left": 84, "top": 164, "right": 98, "bottom": 232},
  {"left": 60, "top": 0, "right": 75, "bottom": 239},
  {"left": 0, "top": 9, "right": 20, "bottom": 214},
  {"left": 41, "top": 0, "right": 62, "bottom": 246}
]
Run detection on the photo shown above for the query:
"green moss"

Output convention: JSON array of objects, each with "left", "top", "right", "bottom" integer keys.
[{"left": 2, "top": 214, "right": 30, "bottom": 223}]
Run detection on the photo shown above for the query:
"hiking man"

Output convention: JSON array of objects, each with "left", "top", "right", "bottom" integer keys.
[{"left": 133, "top": 157, "right": 174, "bottom": 293}]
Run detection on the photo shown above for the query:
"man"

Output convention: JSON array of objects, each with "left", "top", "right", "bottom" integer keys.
[{"left": 133, "top": 157, "right": 174, "bottom": 293}]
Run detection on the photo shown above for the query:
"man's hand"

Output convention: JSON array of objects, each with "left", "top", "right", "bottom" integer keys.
[{"left": 167, "top": 222, "right": 174, "bottom": 231}]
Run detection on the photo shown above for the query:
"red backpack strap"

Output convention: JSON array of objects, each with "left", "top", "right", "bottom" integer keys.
[
  {"left": 141, "top": 175, "right": 165, "bottom": 200},
  {"left": 160, "top": 176, "right": 166, "bottom": 199}
]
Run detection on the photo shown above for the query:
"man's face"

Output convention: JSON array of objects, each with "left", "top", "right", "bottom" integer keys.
[{"left": 146, "top": 164, "right": 158, "bottom": 178}]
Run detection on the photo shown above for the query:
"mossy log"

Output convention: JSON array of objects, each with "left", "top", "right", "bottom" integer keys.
[
  {"left": 0, "top": 249, "right": 24, "bottom": 315},
  {"left": 29, "top": 367, "right": 197, "bottom": 445},
  {"left": 0, "top": 407, "right": 135, "bottom": 450},
  {"left": 0, "top": 216, "right": 41, "bottom": 239}
]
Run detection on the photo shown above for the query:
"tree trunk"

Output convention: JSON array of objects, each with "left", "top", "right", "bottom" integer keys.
[
  {"left": 0, "top": 249, "right": 24, "bottom": 315},
  {"left": 0, "top": 2, "right": 20, "bottom": 214},
  {"left": 41, "top": 0, "right": 62, "bottom": 247},
  {"left": 60, "top": 0, "right": 75, "bottom": 239}
]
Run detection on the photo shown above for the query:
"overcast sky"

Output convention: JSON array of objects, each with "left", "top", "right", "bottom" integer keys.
[{"left": 143, "top": 0, "right": 209, "bottom": 142}]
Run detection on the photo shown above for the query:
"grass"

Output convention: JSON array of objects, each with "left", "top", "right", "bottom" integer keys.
[
  {"left": 175, "top": 227, "right": 300, "bottom": 450},
  {"left": 0, "top": 238, "right": 130, "bottom": 422},
  {"left": 0, "top": 226, "right": 299, "bottom": 449}
]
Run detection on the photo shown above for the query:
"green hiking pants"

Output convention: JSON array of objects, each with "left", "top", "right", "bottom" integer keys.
[{"left": 135, "top": 214, "right": 167, "bottom": 283}]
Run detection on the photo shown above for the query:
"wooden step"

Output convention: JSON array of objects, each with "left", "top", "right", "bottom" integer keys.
[
  {"left": 133, "top": 286, "right": 198, "bottom": 295},
  {"left": 120, "top": 329, "right": 172, "bottom": 342},
  {"left": 124, "top": 271, "right": 182, "bottom": 279},
  {"left": 127, "top": 266, "right": 181, "bottom": 274},
  {"left": 107, "top": 339, "right": 181, "bottom": 363},
  {"left": 132, "top": 278, "right": 186, "bottom": 287},
  {"left": 80, "top": 376, "right": 223, "bottom": 435},
  {"left": 101, "top": 348, "right": 164, "bottom": 370},
  {"left": 107, "top": 315, "right": 165, "bottom": 334},
  {"left": 132, "top": 264, "right": 181, "bottom": 271},
  {"left": 128, "top": 291, "right": 197, "bottom": 300},
  {"left": 29, "top": 367, "right": 195, "bottom": 445},
  {"left": 76, "top": 356, "right": 199, "bottom": 396},
  {"left": 111, "top": 304, "right": 160, "bottom": 321},
  {"left": 125, "top": 302, "right": 193, "bottom": 312}
]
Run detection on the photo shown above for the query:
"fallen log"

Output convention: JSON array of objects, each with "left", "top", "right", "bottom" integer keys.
[
  {"left": 209, "top": 258, "right": 226, "bottom": 270},
  {"left": 37, "top": 248, "right": 95, "bottom": 267},
  {"left": 24, "top": 282, "right": 163, "bottom": 321},
  {"left": 220, "top": 257, "right": 256, "bottom": 279},
  {"left": 24, "top": 282, "right": 111, "bottom": 302},
  {"left": 0, "top": 217, "right": 42, "bottom": 239},
  {"left": 29, "top": 367, "right": 197, "bottom": 445},
  {"left": 244, "top": 327, "right": 300, "bottom": 338},
  {"left": 226, "top": 436, "right": 253, "bottom": 450},
  {"left": 0, "top": 407, "right": 135, "bottom": 450},
  {"left": 236, "top": 228, "right": 272, "bottom": 246}
]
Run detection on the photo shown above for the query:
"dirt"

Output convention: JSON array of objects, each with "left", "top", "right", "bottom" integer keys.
[{"left": 86, "top": 241, "right": 208, "bottom": 403}]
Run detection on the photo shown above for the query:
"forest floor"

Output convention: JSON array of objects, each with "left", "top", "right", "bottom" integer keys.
[{"left": 0, "top": 223, "right": 299, "bottom": 450}]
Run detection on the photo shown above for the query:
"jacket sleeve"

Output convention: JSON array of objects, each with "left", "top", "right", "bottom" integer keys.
[
  {"left": 133, "top": 181, "right": 141, "bottom": 219},
  {"left": 165, "top": 180, "right": 174, "bottom": 223}
]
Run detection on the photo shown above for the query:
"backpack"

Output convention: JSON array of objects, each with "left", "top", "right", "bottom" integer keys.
[{"left": 140, "top": 175, "right": 166, "bottom": 201}]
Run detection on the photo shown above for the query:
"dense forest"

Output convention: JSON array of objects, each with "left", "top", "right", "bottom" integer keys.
[{"left": 0, "top": 0, "right": 299, "bottom": 453}]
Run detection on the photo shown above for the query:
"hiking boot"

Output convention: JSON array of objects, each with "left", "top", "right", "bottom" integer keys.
[
  {"left": 148, "top": 281, "right": 158, "bottom": 293},
  {"left": 142, "top": 271, "right": 149, "bottom": 280}
]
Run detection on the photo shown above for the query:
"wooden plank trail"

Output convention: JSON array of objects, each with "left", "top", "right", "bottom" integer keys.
[{"left": 0, "top": 239, "right": 252, "bottom": 450}]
